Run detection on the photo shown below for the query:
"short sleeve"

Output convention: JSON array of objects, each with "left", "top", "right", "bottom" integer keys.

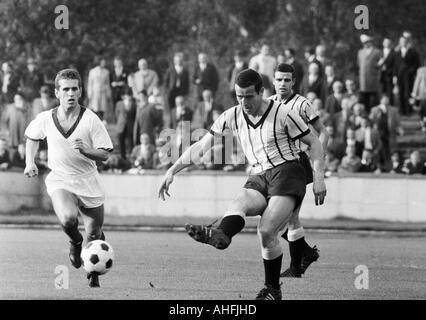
[
  {"left": 209, "top": 109, "right": 230, "bottom": 136},
  {"left": 300, "top": 99, "right": 319, "bottom": 124},
  {"left": 286, "top": 109, "right": 310, "bottom": 140},
  {"left": 90, "top": 114, "right": 114, "bottom": 152},
  {"left": 25, "top": 112, "right": 47, "bottom": 141}
]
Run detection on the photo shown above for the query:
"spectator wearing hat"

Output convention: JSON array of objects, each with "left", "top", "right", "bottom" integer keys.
[{"left": 358, "top": 34, "right": 382, "bottom": 113}]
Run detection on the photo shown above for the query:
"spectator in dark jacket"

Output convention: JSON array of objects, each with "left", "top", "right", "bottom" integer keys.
[
  {"left": 193, "top": 52, "right": 219, "bottom": 101},
  {"left": 115, "top": 87, "right": 136, "bottom": 159}
]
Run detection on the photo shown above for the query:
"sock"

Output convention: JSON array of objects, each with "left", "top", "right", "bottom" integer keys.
[
  {"left": 289, "top": 238, "right": 307, "bottom": 270},
  {"left": 62, "top": 219, "right": 83, "bottom": 244},
  {"left": 263, "top": 255, "right": 283, "bottom": 290},
  {"left": 218, "top": 215, "right": 245, "bottom": 238},
  {"left": 281, "top": 228, "right": 289, "bottom": 242}
]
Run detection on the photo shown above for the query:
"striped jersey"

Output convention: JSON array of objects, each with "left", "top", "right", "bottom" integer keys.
[
  {"left": 209, "top": 99, "right": 310, "bottom": 174},
  {"left": 269, "top": 93, "right": 319, "bottom": 151}
]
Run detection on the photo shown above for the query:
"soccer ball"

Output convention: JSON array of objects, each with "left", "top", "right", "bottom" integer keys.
[{"left": 81, "top": 240, "right": 114, "bottom": 275}]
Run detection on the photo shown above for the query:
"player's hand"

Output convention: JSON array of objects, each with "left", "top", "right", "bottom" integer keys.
[
  {"left": 313, "top": 174, "right": 326, "bottom": 206},
  {"left": 71, "top": 138, "right": 86, "bottom": 153},
  {"left": 24, "top": 163, "right": 39, "bottom": 178},
  {"left": 158, "top": 172, "right": 174, "bottom": 201}
]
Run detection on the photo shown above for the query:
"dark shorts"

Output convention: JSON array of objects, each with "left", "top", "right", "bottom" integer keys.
[
  {"left": 243, "top": 160, "right": 307, "bottom": 207},
  {"left": 299, "top": 151, "right": 313, "bottom": 184}
]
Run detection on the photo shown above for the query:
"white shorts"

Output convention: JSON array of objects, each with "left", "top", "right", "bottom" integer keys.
[{"left": 45, "top": 170, "right": 105, "bottom": 208}]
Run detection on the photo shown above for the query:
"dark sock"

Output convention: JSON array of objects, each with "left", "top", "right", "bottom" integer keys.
[
  {"left": 62, "top": 219, "right": 83, "bottom": 244},
  {"left": 281, "top": 228, "right": 289, "bottom": 242},
  {"left": 263, "top": 255, "right": 283, "bottom": 290},
  {"left": 289, "top": 237, "right": 309, "bottom": 269},
  {"left": 87, "top": 230, "right": 104, "bottom": 243},
  {"left": 217, "top": 215, "right": 245, "bottom": 238}
]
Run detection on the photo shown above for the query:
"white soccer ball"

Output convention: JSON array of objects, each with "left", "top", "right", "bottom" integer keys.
[{"left": 81, "top": 240, "right": 114, "bottom": 275}]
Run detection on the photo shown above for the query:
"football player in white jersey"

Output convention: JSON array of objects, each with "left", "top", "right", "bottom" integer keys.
[
  {"left": 270, "top": 63, "right": 329, "bottom": 278},
  {"left": 158, "top": 69, "right": 326, "bottom": 300},
  {"left": 24, "top": 69, "right": 114, "bottom": 288}
]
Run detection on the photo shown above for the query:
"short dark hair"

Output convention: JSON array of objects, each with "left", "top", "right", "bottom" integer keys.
[
  {"left": 122, "top": 86, "right": 133, "bottom": 97},
  {"left": 139, "top": 89, "right": 148, "bottom": 97},
  {"left": 54, "top": 69, "right": 82, "bottom": 89},
  {"left": 235, "top": 69, "right": 263, "bottom": 94},
  {"left": 276, "top": 63, "right": 295, "bottom": 74}
]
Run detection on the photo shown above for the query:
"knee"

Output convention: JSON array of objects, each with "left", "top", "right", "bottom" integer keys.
[
  {"left": 61, "top": 215, "right": 78, "bottom": 229},
  {"left": 257, "top": 226, "right": 277, "bottom": 248}
]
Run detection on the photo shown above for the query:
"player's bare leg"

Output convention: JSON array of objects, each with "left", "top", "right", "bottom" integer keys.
[
  {"left": 51, "top": 190, "right": 83, "bottom": 269},
  {"left": 255, "top": 195, "right": 298, "bottom": 300},
  {"left": 185, "top": 188, "right": 267, "bottom": 249},
  {"left": 80, "top": 204, "right": 105, "bottom": 288},
  {"left": 280, "top": 205, "right": 320, "bottom": 278}
]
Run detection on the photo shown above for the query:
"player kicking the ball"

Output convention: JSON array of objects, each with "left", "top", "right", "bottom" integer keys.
[
  {"left": 269, "top": 63, "right": 329, "bottom": 278},
  {"left": 24, "top": 69, "right": 113, "bottom": 288},
  {"left": 158, "top": 69, "right": 326, "bottom": 300}
]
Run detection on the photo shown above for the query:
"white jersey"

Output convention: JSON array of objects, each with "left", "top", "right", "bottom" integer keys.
[
  {"left": 25, "top": 106, "right": 113, "bottom": 177},
  {"left": 209, "top": 99, "right": 310, "bottom": 174},
  {"left": 269, "top": 93, "right": 319, "bottom": 151}
]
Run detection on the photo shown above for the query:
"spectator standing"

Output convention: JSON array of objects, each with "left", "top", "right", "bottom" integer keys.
[
  {"left": 193, "top": 52, "right": 219, "bottom": 102},
  {"left": 130, "top": 58, "right": 159, "bottom": 98},
  {"left": 133, "top": 90, "right": 163, "bottom": 146},
  {"left": 19, "top": 57, "right": 45, "bottom": 104},
  {"left": 378, "top": 38, "right": 396, "bottom": 105},
  {"left": 228, "top": 50, "right": 248, "bottom": 104},
  {"left": 369, "top": 94, "right": 402, "bottom": 171},
  {"left": 358, "top": 34, "right": 382, "bottom": 113},
  {"left": 115, "top": 88, "right": 136, "bottom": 159},
  {"left": 87, "top": 57, "right": 112, "bottom": 121},
  {"left": 284, "top": 48, "right": 304, "bottom": 94},
  {"left": 324, "top": 65, "right": 339, "bottom": 95},
  {"left": 110, "top": 57, "right": 128, "bottom": 112},
  {"left": 393, "top": 35, "right": 421, "bottom": 115},
  {"left": 304, "top": 47, "right": 323, "bottom": 77},
  {"left": 332, "top": 97, "right": 353, "bottom": 141},
  {"left": 315, "top": 44, "right": 330, "bottom": 75},
  {"left": 411, "top": 58, "right": 426, "bottom": 132},
  {"left": 0, "top": 62, "right": 19, "bottom": 107},
  {"left": 3, "top": 93, "right": 31, "bottom": 161},
  {"left": 301, "top": 62, "right": 327, "bottom": 103},
  {"left": 249, "top": 44, "right": 277, "bottom": 86},
  {"left": 164, "top": 52, "right": 190, "bottom": 127}
]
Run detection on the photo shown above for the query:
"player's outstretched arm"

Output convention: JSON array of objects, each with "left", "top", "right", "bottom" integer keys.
[
  {"left": 24, "top": 139, "right": 39, "bottom": 178},
  {"left": 158, "top": 133, "right": 215, "bottom": 201},
  {"left": 311, "top": 119, "right": 329, "bottom": 157},
  {"left": 300, "top": 132, "right": 327, "bottom": 205}
]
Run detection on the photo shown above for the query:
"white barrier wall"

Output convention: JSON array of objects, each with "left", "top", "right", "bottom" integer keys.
[{"left": 1, "top": 171, "right": 426, "bottom": 222}]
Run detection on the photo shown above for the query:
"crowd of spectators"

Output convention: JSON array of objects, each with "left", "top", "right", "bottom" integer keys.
[{"left": 1, "top": 30, "right": 426, "bottom": 176}]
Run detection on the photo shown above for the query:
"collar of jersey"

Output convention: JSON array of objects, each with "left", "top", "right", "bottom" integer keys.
[
  {"left": 242, "top": 99, "right": 273, "bottom": 129},
  {"left": 52, "top": 106, "right": 86, "bottom": 139}
]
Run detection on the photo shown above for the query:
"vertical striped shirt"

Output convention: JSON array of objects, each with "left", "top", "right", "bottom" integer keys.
[
  {"left": 269, "top": 93, "right": 319, "bottom": 151},
  {"left": 209, "top": 99, "right": 310, "bottom": 174}
]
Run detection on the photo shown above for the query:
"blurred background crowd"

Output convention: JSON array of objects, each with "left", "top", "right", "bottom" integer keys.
[{"left": 0, "top": 0, "right": 425, "bottom": 176}]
